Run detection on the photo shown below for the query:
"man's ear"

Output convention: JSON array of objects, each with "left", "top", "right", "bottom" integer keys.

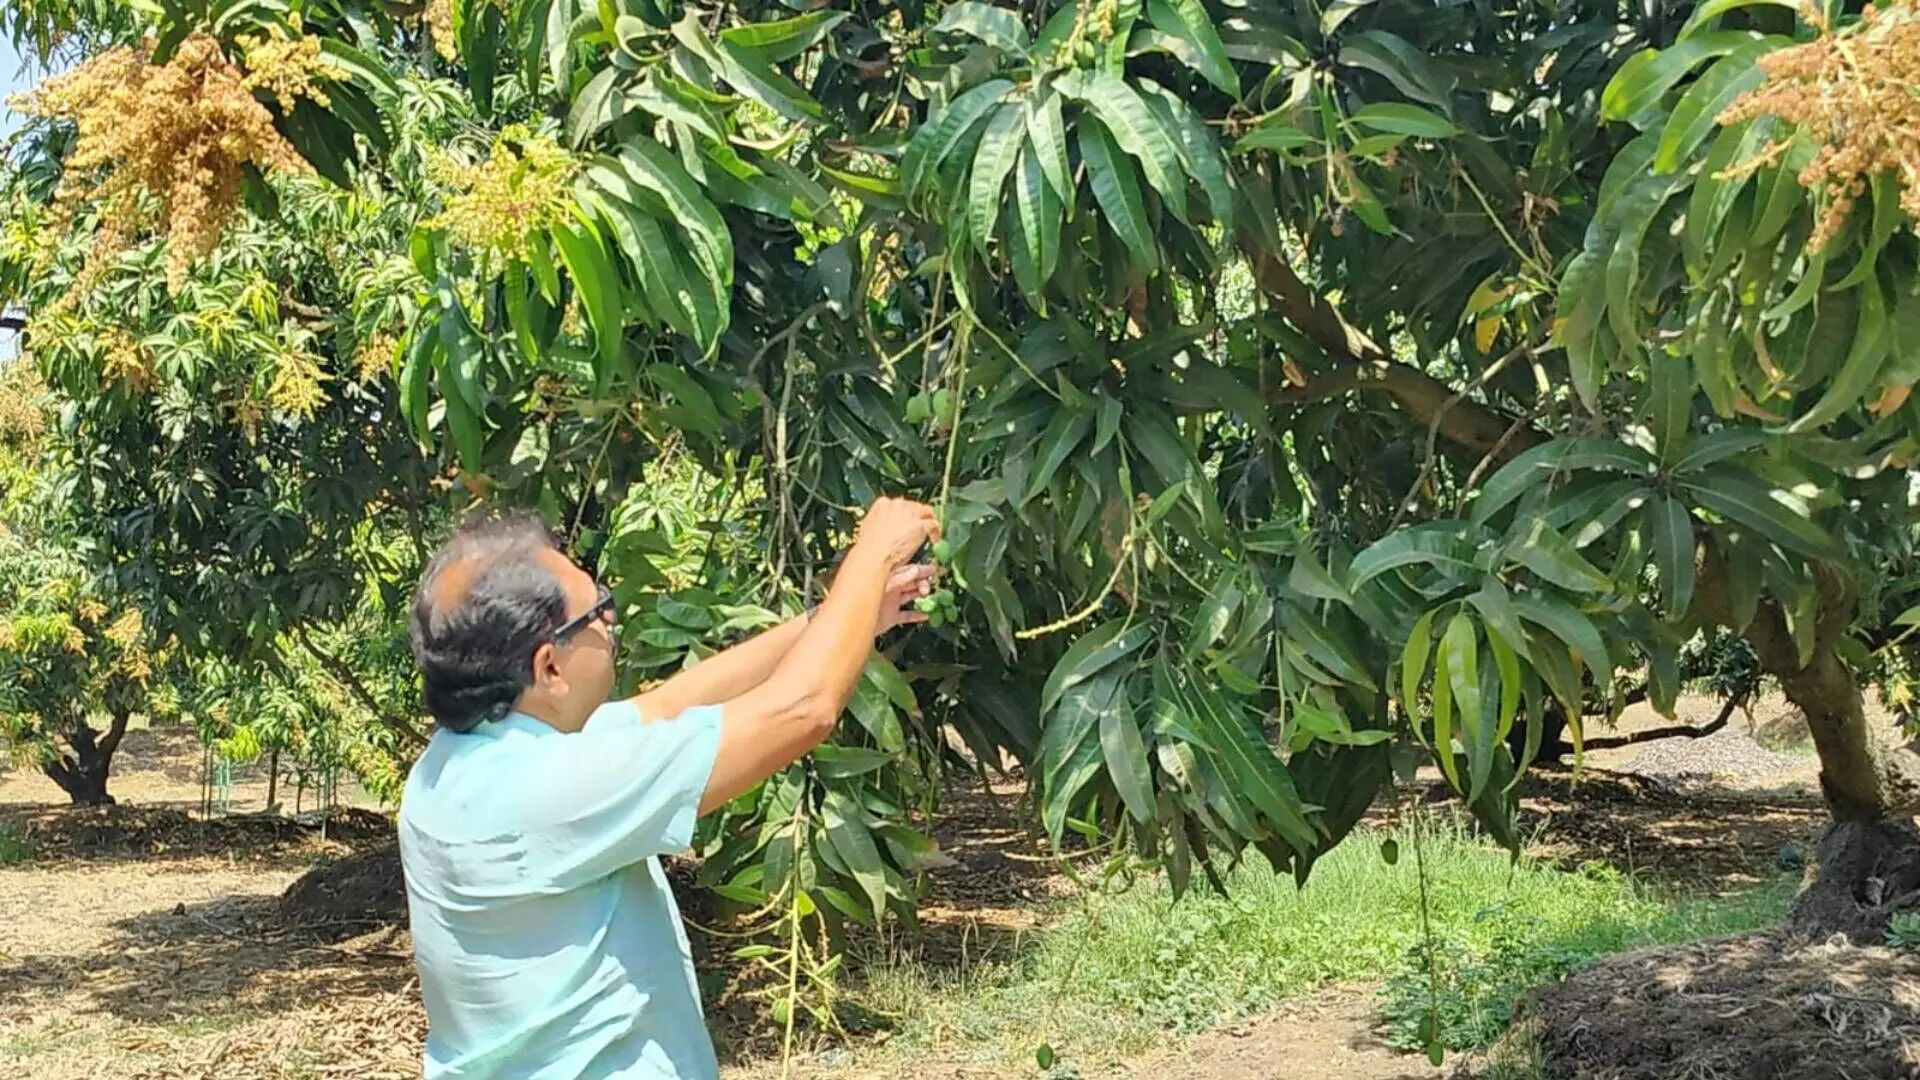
[{"left": 530, "top": 641, "right": 563, "bottom": 687}]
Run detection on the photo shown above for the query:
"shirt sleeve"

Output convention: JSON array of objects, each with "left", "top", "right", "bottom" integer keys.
[{"left": 518, "top": 699, "right": 724, "bottom": 891}]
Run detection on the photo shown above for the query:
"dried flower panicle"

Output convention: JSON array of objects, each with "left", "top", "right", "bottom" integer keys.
[
  {"left": 10, "top": 35, "right": 314, "bottom": 300},
  {"left": 426, "top": 125, "right": 579, "bottom": 267},
  {"left": 1720, "top": 1, "right": 1920, "bottom": 250},
  {"left": 238, "top": 25, "right": 339, "bottom": 112}
]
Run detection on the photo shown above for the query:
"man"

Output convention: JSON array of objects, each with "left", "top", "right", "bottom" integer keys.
[{"left": 398, "top": 495, "right": 942, "bottom": 1080}]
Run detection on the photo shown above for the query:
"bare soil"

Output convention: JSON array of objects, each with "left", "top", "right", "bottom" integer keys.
[{"left": 0, "top": 696, "right": 1879, "bottom": 1079}]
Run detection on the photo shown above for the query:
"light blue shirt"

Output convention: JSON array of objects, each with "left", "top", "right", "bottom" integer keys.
[{"left": 398, "top": 699, "right": 725, "bottom": 1080}]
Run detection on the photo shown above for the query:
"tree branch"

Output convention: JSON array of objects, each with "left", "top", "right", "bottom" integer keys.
[
  {"left": 291, "top": 623, "right": 428, "bottom": 748},
  {"left": 98, "top": 709, "right": 131, "bottom": 760},
  {"left": 1580, "top": 693, "right": 1742, "bottom": 752},
  {"left": 0, "top": 316, "right": 24, "bottom": 332},
  {"left": 1246, "top": 249, "right": 1547, "bottom": 464}
]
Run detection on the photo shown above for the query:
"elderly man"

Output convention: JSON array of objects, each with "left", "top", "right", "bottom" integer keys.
[{"left": 398, "top": 496, "right": 941, "bottom": 1080}]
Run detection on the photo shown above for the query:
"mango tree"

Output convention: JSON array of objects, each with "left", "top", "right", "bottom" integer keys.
[{"left": 7, "top": 0, "right": 1920, "bottom": 1012}]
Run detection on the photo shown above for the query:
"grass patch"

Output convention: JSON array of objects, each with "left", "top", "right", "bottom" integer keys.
[
  {"left": 0, "top": 822, "right": 33, "bottom": 864},
  {"left": 847, "top": 815, "right": 1792, "bottom": 1072}
]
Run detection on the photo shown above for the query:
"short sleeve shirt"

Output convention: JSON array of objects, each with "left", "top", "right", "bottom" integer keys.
[{"left": 398, "top": 700, "right": 724, "bottom": 1080}]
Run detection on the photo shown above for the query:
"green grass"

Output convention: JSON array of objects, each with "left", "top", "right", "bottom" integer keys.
[
  {"left": 846, "top": 815, "right": 1793, "bottom": 1072},
  {"left": 0, "top": 823, "right": 32, "bottom": 864}
]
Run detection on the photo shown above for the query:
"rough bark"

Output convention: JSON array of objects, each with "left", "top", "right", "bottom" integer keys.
[{"left": 42, "top": 710, "right": 129, "bottom": 806}]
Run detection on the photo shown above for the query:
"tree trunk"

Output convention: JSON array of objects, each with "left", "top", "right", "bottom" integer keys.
[
  {"left": 1693, "top": 545, "right": 1920, "bottom": 940},
  {"left": 41, "top": 711, "right": 130, "bottom": 807},
  {"left": 266, "top": 746, "right": 281, "bottom": 813}
]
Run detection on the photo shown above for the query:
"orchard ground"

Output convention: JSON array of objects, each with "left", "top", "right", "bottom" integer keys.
[{"left": 2, "top": 694, "right": 1915, "bottom": 1080}]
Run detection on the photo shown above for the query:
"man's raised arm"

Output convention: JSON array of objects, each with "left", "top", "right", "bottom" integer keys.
[{"left": 659, "top": 497, "right": 938, "bottom": 815}]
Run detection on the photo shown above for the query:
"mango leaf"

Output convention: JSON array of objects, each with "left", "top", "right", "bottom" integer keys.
[
  {"left": 1653, "top": 40, "right": 1775, "bottom": 172},
  {"left": 1348, "top": 523, "right": 1481, "bottom": 588},
  {"left": 1040, "top": 618, "right": 1156, "bottom": 716},
  {"left": 1057, "top": 71, "right": 1189, "bottom": 223},
  {"left": 1648, "top": 495, "right": 1697, "bottom": 618},
  {"left": 1182, "top": 676, "right": 1317, "bottom": 853},
  {"left": 1505, "top": 519, "right": 1611, "bottom": 593},
  {"left": 1026, "top": 88, "right": 1075, "bottom": 211},
  {"left": 902, "top": 79, "right": 1015, "bottom": 201},
  {"left": 1679, "top": 465, "right": 1841, "bottom": 561},
  {"left": 1281, "top": 602, "right": 1378, "bottom": 691},
  {"left": 821, "top": 790, "right": 888, "bottom": 923},
  {"left": 1145, "top": 0, "right": 1237, "bottom": 96},
  {"left": 1039, "top": 667, "right": 1124, "bottom": 843},
  {"left": 1399, "top": 608, "right": 1435, "bottom": 718},
  {"left": 1511, "top": 594, "right": 1611, "bottom": 685},
  {"left": 1602, "top": 32, "right": 1760, "bottom": 125},
  {"left": 1779, "top": 274, "right": 1890, "bottom": 434},
  {"left": 1348, "top": 102, "right": 1458, "bottom": 138},
  {"left": 968, "top": 105, "right": 1026, "bottom": 261},
  {"left": 1677, "top": 0, "right": 1802, "bottom": 39},
  {"left": 1100, "top": 694, "right": 1156, "bottom": 823},
  {"left": 809, "top": 745, "right": 897, "bottom": 779},
  {"left": 718, "top": 10, "right": 848, "bottom": 62},
  {"left": 1337, "top": 29, "right": 1455, "bottom": 114},
  {"left": 1470, "top": 438, "right": 1658, "bottom": 526},
  {"left": 1078, "top": 117, "right": 1157, "bottom": 271},
  {"left": 549, "top": 210, "right": 626, "bottom": 391},
  {"left": 933, "top": 1, "right": 1031, "bottom": 57}
]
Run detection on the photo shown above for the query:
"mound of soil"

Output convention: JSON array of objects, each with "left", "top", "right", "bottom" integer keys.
[
  {"left": 5, "top": 804, "right": 392, "bottom": 861},
  {"left": 280, "top": 845, "right": 409, "bottom": 936},
  {"left": 1519, "top": 930, "right": 1920, "bottom": 1079}
]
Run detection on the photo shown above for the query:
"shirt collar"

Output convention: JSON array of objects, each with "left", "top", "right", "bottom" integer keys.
[{"left": 480, "top": 710, "right": 563, "bottom": 739}]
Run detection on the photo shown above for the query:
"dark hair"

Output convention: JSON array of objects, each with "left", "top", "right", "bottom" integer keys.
[{"left": 410, "top": 510, "right": 568, "bottom": 733}]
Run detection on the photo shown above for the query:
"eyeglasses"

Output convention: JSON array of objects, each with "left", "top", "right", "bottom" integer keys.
[{"left": 553, "top": 583, "right": 616, "bottom": 642}]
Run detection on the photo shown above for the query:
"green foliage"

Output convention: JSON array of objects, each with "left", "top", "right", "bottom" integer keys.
[
  {"left": 1885, "top": 912, "right": 1920, "bottom": 953},
  {"left": 853, "top": 818, "right": 1790, "bottom": 1068},
  {"left": 0, "top": 823, "right": 34, "bottom": 865},
  {"left": 1378, "top": 864, "right": 1791, "bottom": 1054},
  {"left": 2, "top": 0, "right": 1917, "bottom": 996}
]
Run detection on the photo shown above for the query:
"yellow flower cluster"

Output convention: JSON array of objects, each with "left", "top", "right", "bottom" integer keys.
[
  {"left": 11, "top": 35, "right": 313, "bottom": 299},
  {"left": 269, "top": 347, "right": 330, "bottom": 419},
  {"left": 100, "top": 327, "right": 157, "bottom": 392},
  {"left": 77, "top": 598, "right": 108, "bottom": 623},
  {"left": 355, "top": 330, "right": 400, "bottom": 384},
  {"left": 0, "top": 361, "right": 49, "bottom": 445},
  {"left": 427, "top": 125, "right": 580, "bottom": 266},
  {"left": 1720, "top": 1, "right": 1920, "bottom": 250},
  {"left": 238, "top": 25, "right": 338, "bottom": 112},
  {"left": 428, "top": 0, "right": 459, "bottom": 61},
  {"left": 102, "top": 609, "right": 142, "bottom": 647}
]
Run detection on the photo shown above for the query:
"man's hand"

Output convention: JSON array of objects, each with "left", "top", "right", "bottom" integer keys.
[
  {"left": 852, "top": 496, "right": 941, "bottom": 569},
  {"left": 878, "top": 563, "right": 938, "bottom": 633}
]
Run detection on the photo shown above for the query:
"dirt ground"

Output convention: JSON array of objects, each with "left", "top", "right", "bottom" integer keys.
[{"left": 0, "top": 696, "right": 1853, "bottom": 1079}]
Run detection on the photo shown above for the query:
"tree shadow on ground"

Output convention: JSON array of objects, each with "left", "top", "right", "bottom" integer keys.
[
  {"left": 0, "top": 891, "right": 415, "bottom": 1028},
  {"left": 1386, "top": 770, "right": 1828, "bottom": 892},
  {"left": 0, "top": 802, "right": 393, "bottom": 869}
]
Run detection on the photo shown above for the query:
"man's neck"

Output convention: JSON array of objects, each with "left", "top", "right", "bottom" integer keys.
[{"left": 512, "top": 696, "right": 590, "bottom": 733}]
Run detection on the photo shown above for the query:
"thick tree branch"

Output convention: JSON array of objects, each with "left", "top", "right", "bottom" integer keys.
[
  {"left": 1246, "top": 248, "right": 1547, "bottom": 464},
  {"left": 0, "top": 316, "right": 24, "bottom": 332},
  {"left": 1580, "top": 693, "right": 1742, "bottom": 752},
  {"left": 292, "top": 623, "right": 428, "bottom": 748},
  {"left": 98, "top": 709, "right": 131, "bottom": 759}
]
